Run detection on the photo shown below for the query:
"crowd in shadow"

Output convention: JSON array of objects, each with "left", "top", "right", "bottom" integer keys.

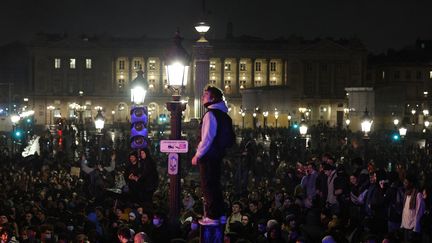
[{"left": 0, "top": 124, "right": 431, "bottom": 242}]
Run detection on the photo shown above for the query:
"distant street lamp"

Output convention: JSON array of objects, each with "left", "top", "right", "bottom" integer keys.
[
  {"left": 241, "top": 112, "right": 246, "bottom": 129},
  {"left": 399, "top": 126, "right": 407, "bottom": 138},
  {"left": 361, "top": 109, "right": 373, "bottom": 165},
  {"left": 94, "top": 109, "right": 105, "bottom": 132},
  {"left": 274, "top": 110, "right": 279, "bottom": 128},
  {"left": 393, "top": 118, "right": 399, "bottom": 127},
  {"left": 165, "top": 30, "right": 190, "bottom": 226},
  {"left": 287, "top": 113, "right": 292, "bottom": 127},
  {"left": 361, "top": 110, "right": 373, "bottom": 137},
  {"left": 94, "top": 109, "right": 105, "bottom": 161},
  {"left": 263, "top": 111, "right": 268, "bottom": 128},
  {"left": 299, "top": 121, "right": 308, "bottom": 137},
  {"left": 253, "top": 112, "right": 257, "bottom": 129}
]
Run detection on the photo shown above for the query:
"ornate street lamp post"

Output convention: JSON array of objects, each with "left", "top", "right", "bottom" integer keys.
[
  {"left": 165, "top": 31, "right": 190, "bottom": 226},
  {"left": 263, "top": 111, "right": 268, "bottom": 128},
  {"left": 361, "top": 109, "right": 373, "bottom": 165},
  {"left": 94, "top": 109, "right": 105, "bottom": 161},
  {"left": 274, "top": 110, "right": 279, "bottom": 128}
]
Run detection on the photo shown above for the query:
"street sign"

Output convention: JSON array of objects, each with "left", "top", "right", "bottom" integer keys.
[
  {"left": 160, "top": 140, "right": 188, "bottom": 153},
  {"left": 168, "top": 153, "right": 178, "bottom": 175}
]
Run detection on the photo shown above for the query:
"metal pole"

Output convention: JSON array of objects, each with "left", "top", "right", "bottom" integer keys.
[{"left": 166, "top": 95, "right": 186, "bottom": 225}]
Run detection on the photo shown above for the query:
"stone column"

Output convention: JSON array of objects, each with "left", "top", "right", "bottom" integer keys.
[{"left": 193, "top": 38, "right": 213, "bottom": 118}]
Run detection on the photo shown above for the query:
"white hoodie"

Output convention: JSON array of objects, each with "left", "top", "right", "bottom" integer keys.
[{"left": 194, "top": 101, "right": 229, "bottom": 159}]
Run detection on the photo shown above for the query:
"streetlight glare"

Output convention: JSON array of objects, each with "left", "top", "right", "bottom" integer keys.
[
  {"left": 299, "top": 124, "right": 308, "bottom": 136},
  {"left": 399, "top": 127, "right": 407, "bottom": 137},
  {"left": 131, "top": 86, "right": 147, "bottom": 104},
  {"left": 11, "top": 115, "right": 20, "bottom": 124},
  {"left": 166, "top": 62, "right": 189, "bottom": 87},
  {"left": 194, "top": 22, "right": 210, "bottom": 34},
  {"left": 345, "top": 119, "right": 351, "bottom": 126},
  {"left": 94, "top": 110, "right": 105, "bottom": 130}
]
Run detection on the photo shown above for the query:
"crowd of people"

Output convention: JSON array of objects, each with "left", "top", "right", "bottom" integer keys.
[{"left": 0, "top": 123, "right": 431, "bottom": 242}]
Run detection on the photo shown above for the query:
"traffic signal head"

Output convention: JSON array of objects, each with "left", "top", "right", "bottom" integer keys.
[
  {"left": 13, "top": 129, "right": 23, "bottom": 140},
  {"left": 130, "top": 106, "right": 148, "bottom": 149}
]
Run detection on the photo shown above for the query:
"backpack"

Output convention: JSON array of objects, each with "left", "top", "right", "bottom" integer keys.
[{"left": 207, "top": 109, "right": 236, "bottom": 149}]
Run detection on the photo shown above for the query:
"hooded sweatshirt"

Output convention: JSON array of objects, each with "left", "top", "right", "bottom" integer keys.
[{"left": 195, "top": 101, "right": 229, "bottom": 159}]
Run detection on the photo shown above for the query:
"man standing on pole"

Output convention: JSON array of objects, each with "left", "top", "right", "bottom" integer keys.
[{"left": 192, "top": 86, "right": 235, "bottom": 225}]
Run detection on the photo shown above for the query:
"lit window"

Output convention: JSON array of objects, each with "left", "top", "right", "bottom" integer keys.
[
  {"left": 54, "top": 58, "right": 61, "bottom": 69},
  {"left": 70, "top": 59, "right": 76, "bottom": 69},
  {"left": 85, "top": 59, "right": 92, "bottom": 69},
  {"left": 382, "top": 71, "right": 385, "bottom": 80},
  {"left": 134, "top": 60, "right": 141, "bottom": 70},
  {"left": 240, "top": 63, "right": 246, "bottom": 71},
  {"left": 210, "top": 62, "right": 216, "bottom": 71},
  {"left": 209, "top": 80, "right": 216, "bottom": 85},
  {"left": 255, "top": 62, "right": 261, "bottom": 72},
  {"left": 224, "top": 63, "right": 231, "bottom": 71},
  {"left": 149, "top": 80, "right": 155, "bottom": 89},
  {"left": 430, "top": 71, "right": 432, "bottom": 79},
  {"left": 118, "top": 79, "right": 125, "bottom": 90},
  {"left": 119, "top": 60, "right": 125, "bottom": 70},
  {"left": 149, "top": 60, "right": 156, "bottom": 70},
  {"left": 270, "top": 62, "right": 277, "bottom": 72}
]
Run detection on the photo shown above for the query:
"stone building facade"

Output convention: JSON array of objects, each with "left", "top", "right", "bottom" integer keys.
[{"left": 5, "top": 34, "right": 369, "bottom": 129}]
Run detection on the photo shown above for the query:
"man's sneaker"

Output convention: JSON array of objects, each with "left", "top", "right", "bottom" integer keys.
[{"left": 199, "top": 217, "right": 220, "bottom": 225}]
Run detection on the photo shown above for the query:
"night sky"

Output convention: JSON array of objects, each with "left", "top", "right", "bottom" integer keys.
[{"left": 1, "top": 0, "right": 431, "bottom": 53}]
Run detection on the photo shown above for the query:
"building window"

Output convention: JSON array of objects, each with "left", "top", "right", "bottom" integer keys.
[
  {"left": 210, "top": 62, "right": 216, "bottom": 71},
  {"left": 134, "top": 60, "right": 141, "bottom": 70},
  {"left": 270, "top": 62, "right": 277, "bottom": 72},
  {"left": 405, "top": 71, "right": 411, "bottom": 79},
  {"left": 70, "top": 58, "right": 76, "bottom": 69},
  {"left": 320, "top": 64, "right": 328, "bottom": 72},
  {"left": 119, "top": 60, "right": 125, "bottom": 70},
  {"left": 240, "top": 63, "right": 246, "bottom": 71},
  {"left": 118, "top": 79, "right": 125, "bottom": 90},
  {"left": 240, "top": 80, "right": 246, "bottom": 89},
  {"left": 417, "top": 71, "right": 422, "bottom": 80},
  {"left": 382, "top": 71, "right": 385, "bottom": 80},
  {"left": 209, "top": 80, "right": 216, "bottom": 85},
  {"left": 149, "top": 60, "right": 156, "bottom": 70},
  {"left": 394, "top": 71, "right": 400, "bottom": 80},
  {"left": 430, "top": 71, "right": 432, "bottom": 79},
  {"left": 224, "top": 63, "right": 231, "bottom": 71},
  {"left": 148, "top": 80, "right": 155, "bottom": 89},
  {"left": 85, "top": 59, "right": 92, "bottom": 69},
  {"left": 54, "top": 58, "right": 61, "bottom": 69},
  {"left": 306, "top": 63, "right": 313, "bottom": 72},
  {"left": 255, "top": 62, "right": 261, "bottom": 72}
]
